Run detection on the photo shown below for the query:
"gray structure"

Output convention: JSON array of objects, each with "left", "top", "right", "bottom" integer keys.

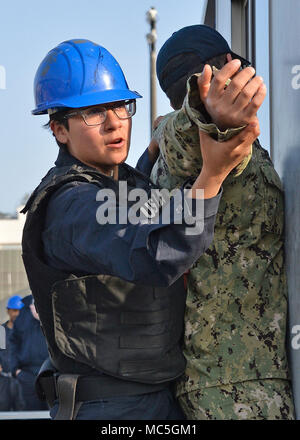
[
  {"left": 146, "top": 7, "right": 158, "bottom": 138},
  {"left": 0, "top": 210, "right": 29, "bottom": 324},
  {"left": 0, "top": 324, "right": 5, "bottom": 349},
  {"left": 204, "top": 0, "right": 300, "bottom": 419}
]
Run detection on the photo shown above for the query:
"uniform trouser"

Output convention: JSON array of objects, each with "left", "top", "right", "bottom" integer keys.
[
  {"left": 50, "top": 388, "right": 185, "bottom": 420},
  {"left": 16, "top": 370, "right": 48, "bottom": 411},
  {"left": 0, "top": 375, "right": 25, "bottom": 411},
  {"left": 178, "top": 379, "right": 295, "bottom": 420}
]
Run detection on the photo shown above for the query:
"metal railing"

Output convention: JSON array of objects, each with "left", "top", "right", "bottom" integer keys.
[{"left": 0, "top": 411, "right": 50, "bottom": 419}]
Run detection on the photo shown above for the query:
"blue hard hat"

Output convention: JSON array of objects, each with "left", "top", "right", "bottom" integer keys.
[
  {"left": 6, "top": 295, "right": 24, "bottom": 310},
  {"left": 32, "top": 39, "right": 142, "bottom": 115}
]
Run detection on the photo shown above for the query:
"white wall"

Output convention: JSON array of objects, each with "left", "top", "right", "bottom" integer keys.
[
  {"left": 215, "top": 0, "right": 232, "bottom": 44},
  {"left": 269, "top": 0, "right": 300, "bottom": 419},
  {"left": 0, "top": 207, "right": 25, "bottom": 246}
]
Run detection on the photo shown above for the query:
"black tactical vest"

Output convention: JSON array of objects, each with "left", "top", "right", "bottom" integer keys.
[{"left": 21, "top": 161, "right": 187, "bottom": 385}]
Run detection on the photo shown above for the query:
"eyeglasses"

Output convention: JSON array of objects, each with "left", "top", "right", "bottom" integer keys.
[{"left": 64, "top": 100, "right": 136, "bottom": 126}]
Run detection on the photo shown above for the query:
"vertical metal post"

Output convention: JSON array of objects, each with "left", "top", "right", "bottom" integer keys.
[
  {"left": 146, "top": 7, "right": 157, "bottom": 138},
  {"left": 254, "top": 0, "right": 270, "bottom": 153},
  {"left": 216, "top": 0, "right": 232, "bottom": 45}
]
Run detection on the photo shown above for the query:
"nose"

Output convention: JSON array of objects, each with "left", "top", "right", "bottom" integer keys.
[{"left": 103, "top": 109, "right": 122, "bottom": 131}]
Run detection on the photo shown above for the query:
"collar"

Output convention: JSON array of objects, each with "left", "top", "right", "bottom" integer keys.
[
  {"left": 54, "top": 147, "right": 87, "bottom": 169},
  {"left": 54, "top": 147, "right": 131, "bottom": 181}
]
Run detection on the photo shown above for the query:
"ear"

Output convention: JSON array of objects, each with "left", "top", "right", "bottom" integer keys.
[
  {"left": 226, "top": 53, "right": 233, "bottom": 63},
  {"left": 50, "top": 120, "right": 69, "bottom": 144}
]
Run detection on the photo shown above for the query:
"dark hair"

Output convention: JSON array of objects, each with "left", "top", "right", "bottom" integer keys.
[
  {"left": 44, "top": 109, "right": 71, "bottom": 149},
  {"left": 164, "top": 53, "right": 228, "bottom": 109}
]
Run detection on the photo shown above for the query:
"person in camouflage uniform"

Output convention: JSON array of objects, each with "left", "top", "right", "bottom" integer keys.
[{"left": 151, "top": 25, "right": 295, "bottom": 420}]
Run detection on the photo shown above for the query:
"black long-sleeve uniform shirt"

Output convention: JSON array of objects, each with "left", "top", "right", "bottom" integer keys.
[{"left": 42, "top": 148, "right": 221, "bottom": 286}]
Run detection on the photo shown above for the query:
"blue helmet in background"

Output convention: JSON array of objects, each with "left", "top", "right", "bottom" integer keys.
[
  {"left": 6, "top": 295, "right": 24, "bottom": 310},
  {"left": 32, "top": 39, "right": 142, "bottom": 115}
]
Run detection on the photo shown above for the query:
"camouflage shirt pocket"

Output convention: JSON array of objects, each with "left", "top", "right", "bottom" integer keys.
[{"left": 259, "top": 164, "right": 284, "bottom": 236}]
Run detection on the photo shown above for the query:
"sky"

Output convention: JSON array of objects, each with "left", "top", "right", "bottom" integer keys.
[{"left": 0, "top": 0, "right": 208, "bottom": 214}]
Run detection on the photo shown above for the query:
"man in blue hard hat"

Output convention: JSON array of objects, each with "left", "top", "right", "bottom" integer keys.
[
  {"left": 21, "top": 39, "right": 259, "bottom": 420},
  {"left": 10, "top": 294, "right": 48, "bottom": 411},
  {"left": 0, "top": 295, "right": 25, "bottom": 411},
  {"left": 5, "top": 295, "right": 24, "bottom": 326}
]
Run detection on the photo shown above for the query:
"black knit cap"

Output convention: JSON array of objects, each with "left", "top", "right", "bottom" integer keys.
[{"left": 157, "top": 24, "right": 250, "bottom": 93}]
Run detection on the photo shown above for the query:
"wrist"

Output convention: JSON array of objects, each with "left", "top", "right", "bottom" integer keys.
[
  {"left": 200, "top": 167, "right": 227, "bottom": 185},
  {"left": 190, "top": 169, "right": 224, "bottom": 199},
  {"left": 210, "top": 116, "right": 239, "bottom": 133},
  {"left": 147, "top": 141, "right": 159, "bottom": 163},
  {"left": 212, "top": 119, "right": 230, "bottom": 132}
]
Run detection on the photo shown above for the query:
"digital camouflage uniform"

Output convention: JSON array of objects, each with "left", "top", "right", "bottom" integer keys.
[{"left": 150, "top": 73, "right": 295, "bottom": 420}]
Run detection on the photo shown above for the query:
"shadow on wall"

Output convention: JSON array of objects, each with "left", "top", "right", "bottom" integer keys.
[
  {"left": 283, "top": 146, "right": 300, "bottom": 292},
  {"left": 282, "top": 145, "right": 300, "bottom": 419}
]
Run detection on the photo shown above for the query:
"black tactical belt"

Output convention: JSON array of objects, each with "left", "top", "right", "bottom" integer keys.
[{"left": 39, "top": 373, "right": 168, "bottom": 420}]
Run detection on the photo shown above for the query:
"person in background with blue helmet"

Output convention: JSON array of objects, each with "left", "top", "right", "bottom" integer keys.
[
  {"left": 21, "top": 39, "right": 259, "bottom": 420},
  {"left": 0, "top": 295, "right": 25, "bottom": 411},
  {"left": 9, "top": 294, "right": 48, "bottom": 411}
]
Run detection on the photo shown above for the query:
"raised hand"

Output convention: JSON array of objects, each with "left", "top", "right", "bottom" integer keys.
[
  {"left": 191, "top": 121, "right": 260, "bottom": 199},
  {"left": 198, "top": 59, "right": 266, "bottom": 131}
]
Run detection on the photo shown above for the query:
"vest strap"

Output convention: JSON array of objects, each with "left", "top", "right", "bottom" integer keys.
[{"left": 54, "top": 375, "right": 82, "bottom": 420}]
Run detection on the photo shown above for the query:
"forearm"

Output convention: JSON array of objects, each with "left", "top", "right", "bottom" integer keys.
[
  {"left": 43, "top": 183, "right": 221, "bottom": 287},
  {"left": 190, "top": 171, "right": 223, "bottom": 200}
]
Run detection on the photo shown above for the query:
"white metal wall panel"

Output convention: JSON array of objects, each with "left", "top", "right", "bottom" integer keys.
[
  {"left": 255, "top": 0, "right": 271, "bottom": 152},
  {"left": 269, "top": 0, "right": 300, "bottom": 420},
  {"left": 215, "top": 0, "right": 232, "bottom": 44}
]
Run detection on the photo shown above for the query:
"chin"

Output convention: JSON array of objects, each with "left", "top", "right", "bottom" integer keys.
[{"left": 110, "top": 150, "right": 128, "bottom": 165}]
